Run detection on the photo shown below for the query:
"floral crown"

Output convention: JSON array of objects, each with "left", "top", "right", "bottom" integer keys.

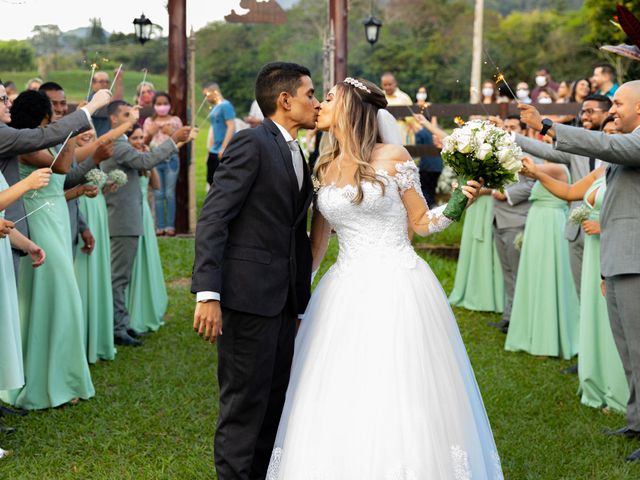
[{"left": 343, "top": 77, "right": 371, "bottom": 94}]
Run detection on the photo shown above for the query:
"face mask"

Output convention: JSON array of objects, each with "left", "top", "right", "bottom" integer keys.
[
  {"left": 538, "top": 97, "right": 552, "bottom": 104},
  {"left": 535, "top": 75, "right": 547, "bottom": 87},
  {"left": 154, "top": 104, "right": 171, "bottom": 116},
  {"left": 482, "top": 88, "right": 494, "bottom": 98},
  {"left": 516, "top": 89, "right": 530, "bottom": 99},
  {"left": 416, "top": 92, "right": 428, "bottom": 102}
]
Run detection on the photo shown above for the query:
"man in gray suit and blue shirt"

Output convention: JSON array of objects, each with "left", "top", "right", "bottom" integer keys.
[
  {"left": 520, "top": 82, "right": 640, "bottom": 462},
  {"left": 101, "top": 100, "right": 194, "bottom": 347}
]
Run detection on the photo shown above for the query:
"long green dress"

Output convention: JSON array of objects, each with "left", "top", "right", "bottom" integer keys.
[
  {"left": 126, "top": 175, "right": 167, "bottom": 332},
  {"left": 0, "top": 171, "right": 23, "bottom": 392},
  {"left": 75, "top": 188, "right": 116, "bottom": 363},
  {"left": 578, "top": 176, "right": 628, "bottom": 412},
  {"left": 449, "top": 195, "right": 504, "bottom": 312},
  {"left": 505, "top": 176, "right": 580, "bottom": 359},
  {"left": 1, "top": 164, "right": 94, "bottom": 410}
]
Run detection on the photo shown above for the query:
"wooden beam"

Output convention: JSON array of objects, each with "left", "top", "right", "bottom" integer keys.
[{"left": 330, "top": 0, "right": 348, "bottom": 82}]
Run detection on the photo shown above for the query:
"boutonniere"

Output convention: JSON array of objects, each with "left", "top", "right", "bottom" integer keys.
[{"left": 311, "top": 175, "right": 321, "bottom": 193}]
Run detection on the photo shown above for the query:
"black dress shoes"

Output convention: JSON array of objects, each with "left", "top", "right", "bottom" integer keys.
[
  {"left": 126, "top": 329, "right": 149, "bottom": 339},
  {"left": 627, "top": 447, "right": 640, "bottom": 463},
  {"left": 603, "top": 426, "right": 640, "bottom": 439},
  {"left": 0, "top": 422, "right": 15, "bottom": 434},
  {"left": 561, "top": 365, "right": 578, "bottom": 375},
  {"left": 488, "top": 319, "right": 509, "bottom": 329},
  {"left": 114, "top": 334, "right": 143, "bottom": 347},
  {"left": 0, "top": 405, "right": 26, "bottom": 417},
  {"left": 501, "top": 322, "right": 510, "bottom": 334}
]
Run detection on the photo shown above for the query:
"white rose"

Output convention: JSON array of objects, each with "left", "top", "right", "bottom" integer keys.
[
  {"left": 476, "top": 143, "right": 493, "bottom": 160},
  {"left": 456, "top": 131, "right": 473, "bottom": 154}
]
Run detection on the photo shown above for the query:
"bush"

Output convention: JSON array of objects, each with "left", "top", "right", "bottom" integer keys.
[{"left": 0, "top": 40, "right": 35, "bottom": 71}]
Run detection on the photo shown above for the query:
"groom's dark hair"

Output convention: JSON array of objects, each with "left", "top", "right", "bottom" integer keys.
[{"left": 255, "top": 62, "right": 311, "bottom": 117}]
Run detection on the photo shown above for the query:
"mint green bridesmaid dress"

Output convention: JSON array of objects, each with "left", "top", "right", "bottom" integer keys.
[
  {"left": 0, "top": 171, "right": 23, "bottom": 391},
  {"left": 449, "top": 195, "right": 504, "bottom": 312},
  {"left": 505, "top": 176, "right": 580, "bottom": 359},
  {"left": 1, "top": 164, "right": 94, "bottom": 409},
  {"left": 578, "top": 176, "right": 628, "bottom": 412},
  {"left": 75, "top": 189, "right": 116, "bottom": 363},
  {"left": 126, "top": 175, "right": 167, "bottom": 332}
]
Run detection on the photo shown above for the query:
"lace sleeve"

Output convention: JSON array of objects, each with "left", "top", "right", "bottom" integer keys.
[{"left": 394, "top": 160, "right": 453, "bottom": 236}]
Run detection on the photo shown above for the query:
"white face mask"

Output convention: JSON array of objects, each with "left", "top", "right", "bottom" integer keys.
[
  {"left": 482, "top": 88, "right": 494, "bottom": 98},
  {"left": 516, "top": 89, "right": 530, "bottom": 99},
  {"left": 416, "top": 92, "right": 428, "bottom": 102},
  {"left": 535, "top": 75, "right": 548, "bottom": 87},
  {"left": 538, "top": 96, "right": 553, "bottom": 104}
]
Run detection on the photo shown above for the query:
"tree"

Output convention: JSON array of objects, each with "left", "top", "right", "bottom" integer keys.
[
  {"left": 0, "top": 41, "right": 35, "bottom": 71},
  {"left": 88, "top": 18, "right": 107, "bottom": 45},
  {"left": 31, "top": 24, "right": 62, "bottom": 56}
]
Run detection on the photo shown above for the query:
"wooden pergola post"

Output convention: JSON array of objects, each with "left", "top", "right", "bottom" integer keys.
[
  {"left": 330, "top": 0, "right": 348, "bottom": 83},
  {"left": 168, "top": 0, "right": 189, "bottom": 233}
]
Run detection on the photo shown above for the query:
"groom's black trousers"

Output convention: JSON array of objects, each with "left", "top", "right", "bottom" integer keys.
[{"left": 215, "top": 306, "right": 295, "bottom": 480}]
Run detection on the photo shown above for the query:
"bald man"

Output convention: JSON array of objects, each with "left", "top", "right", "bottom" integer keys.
[
  {"left": 520, "top": 80, "right": 640, "bottom": 463},
  {"left": 380, "top": 72, "right": 412, "bottom": 106}
]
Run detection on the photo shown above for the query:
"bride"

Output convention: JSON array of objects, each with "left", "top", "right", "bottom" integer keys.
[{"left": 266, "top": 77, "right": 503, "bottom": 479}]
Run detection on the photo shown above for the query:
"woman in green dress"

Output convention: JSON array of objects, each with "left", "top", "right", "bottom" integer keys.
[
  {"left": 74, "top": 130, "right": 116, "bottom": 363},
  {"left": 125, "top": 126, "right": 168, "bottom": 332},
  {"left": 449, "top": 192, "right": 504, "bottom": 312},
  {"left": 0, "top": 91, "right": 94, "bottom": 410},
  {"left": 505, "top": 161, "right": 580, "bottom": 359},
  {"left": 521, "top": 155, "right": 628, "bottom": 411}
]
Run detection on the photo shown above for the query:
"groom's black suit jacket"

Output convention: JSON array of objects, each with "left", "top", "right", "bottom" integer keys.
[{"left": 192, "top": 118, "right": 313, "bottom": 317}]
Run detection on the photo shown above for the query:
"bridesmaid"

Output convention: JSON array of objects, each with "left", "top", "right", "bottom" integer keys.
[
  {"left": 73, "top": 130, "right": 116, "bottom": 363},
  {"left": 505, "top": 161, "right": 580, "bottom": 359},
  {"left": 0, "top": 91, "right": 94, "bottom": 409},
  {"left": 521, "top": 150, "right": 628, "bottom": 411},
  {"left": 449, "top": 190, "right": 504, "bottom": 313},
  {"left": 125, "top": 126, "right": 168, "bottom": 332},
  {"left": 0, "top": 164, "right": 50, "bottom": 453}
]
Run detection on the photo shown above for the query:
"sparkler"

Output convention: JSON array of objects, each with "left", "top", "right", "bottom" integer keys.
[
  {"left": 495, "top": 72, "right": 521, "bottom": 105},
  {"left": 141, "top": 68, "right": 148, "bottom": 86},
  {"left": 14, "top": 201, "right": 53, "bottom": 225},
  {"left": 110, "top": 64, "right": 123, "bottom": 93},
  {"left": 193, "top": 93, "right": 211, "bottom": 127},
  {"left": 86, "top": 63, "right": 97, "bottom": 101},
  {"left": 50, "top": 132, "right": 73, "bottom": 169},
  {"left": 454, "top": 116, "right": 465, "bottom": 127}
]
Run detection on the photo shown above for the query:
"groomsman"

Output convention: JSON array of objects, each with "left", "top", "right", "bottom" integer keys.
[
  {"left": 520, "top": 81, "right": 640, "bottom": 462},
  {"left": 513, "top": 94, "right": 612, "bottom": 296},
  {"left": 489, "top": 116, "right": 537, "bottom": 333},
  {"left": 102, "top": 100, "right": 193, "bottom": 346}
]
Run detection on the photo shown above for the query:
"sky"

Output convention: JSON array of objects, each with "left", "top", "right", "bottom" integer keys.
[{"left": 0, "top": 0, "right": 277, "bottom": 40}]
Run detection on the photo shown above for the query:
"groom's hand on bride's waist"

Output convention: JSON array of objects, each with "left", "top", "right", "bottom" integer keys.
[{"left": 194, "top": 300, "right": 223, "bottom": 344}]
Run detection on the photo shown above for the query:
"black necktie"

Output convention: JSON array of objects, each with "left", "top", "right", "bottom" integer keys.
[{"left": 589, "top": 157, "right": 596, "bottom": 172}]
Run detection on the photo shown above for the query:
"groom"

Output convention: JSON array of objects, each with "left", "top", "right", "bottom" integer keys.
[{"left": 192, "top": 62, "right": 319, "bottom": 479}]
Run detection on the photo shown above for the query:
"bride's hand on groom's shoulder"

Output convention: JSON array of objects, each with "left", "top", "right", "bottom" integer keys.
[{"left": 194, "top": 301, "right": 223, "bottom": 344}]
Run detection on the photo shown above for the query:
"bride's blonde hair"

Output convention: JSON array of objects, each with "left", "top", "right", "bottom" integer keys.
[{"left": 314, "top": 78, "right": 388, "bottom": 204}]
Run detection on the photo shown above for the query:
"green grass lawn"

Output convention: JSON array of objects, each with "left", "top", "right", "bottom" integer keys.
[{"left": 2, "top": 233, "right": 638, "bottom": 478}]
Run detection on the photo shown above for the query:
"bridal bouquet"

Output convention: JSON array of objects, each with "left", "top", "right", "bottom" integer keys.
[
  {"left": 569, "top": 205, "right": 591, "bottom": 225},
  {"left": 107, "top": 169, "right": 128, "bottom": 187},
  {"left": 441, "top": 120, "right": 523, "bottom": 220},
  {"left": 85, "top": 168, "right": 108, "bottom": 188}
]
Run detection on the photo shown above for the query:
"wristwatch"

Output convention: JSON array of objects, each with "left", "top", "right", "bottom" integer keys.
[{"left": 540, "top": 118, "right": 553, "bottom": 136}]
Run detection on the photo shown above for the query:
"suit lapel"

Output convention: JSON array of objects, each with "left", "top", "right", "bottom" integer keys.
[{"left": 264, "top": 119, "right": 298, "bottom": 205}]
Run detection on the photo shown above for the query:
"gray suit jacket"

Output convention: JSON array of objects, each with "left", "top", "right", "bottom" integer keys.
[
  {"left": 493, "top": 171, "right": 536, "bottom": 230},
  {"left": 0, "top": 109, "right": 91, "bottom": 241},
  {"left": 515, "top": 133, "right": 591, "bottom": 241},
  {"left": 102, "top": 135, "right": 177, "bottom": 237},
  {"left": 553, "top": 123, "right": 640, "bottom": 276}
]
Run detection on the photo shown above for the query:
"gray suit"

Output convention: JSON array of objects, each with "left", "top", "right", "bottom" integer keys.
[
  {"left": 493, "top": 168, "right": 537, "bottom": 322},
  {"left": 0, "top": 109, "right": 91, "bottom": 276},
  {"left": 102, "top": 135, "right": 177, "bottom": 338},
  {"left": 64, "top": 157, "right": 96, "bottom": 258},
  {"left": 553, "top": 123, "right": 640, "bottom": 430},
  {"left": 515, "top": 133, "right": 592, "bottom": 295}
]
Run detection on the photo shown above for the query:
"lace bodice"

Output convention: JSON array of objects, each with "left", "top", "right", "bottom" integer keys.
[{"left": 316, "top": 160, "right": 452, "bottom": 269}]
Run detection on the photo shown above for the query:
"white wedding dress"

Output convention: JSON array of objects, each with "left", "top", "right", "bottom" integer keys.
[{"left": 267, "top": 160, "right": 503, "bottom": 480}]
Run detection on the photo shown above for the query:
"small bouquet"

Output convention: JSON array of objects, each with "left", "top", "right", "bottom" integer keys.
[
  {"left": 513, "top": 231, "right": 524, "bottom": 251},
  {"left": 569, "top": 205, "right": 591, "bottom": 225},
  {"left": 441, "top": 120, "right": 523, "bottom": 220},
  {"left": 107, "top": 169, "right": 128, "bottom": 187},
  {"left": 85, "top": 168, "right": 108, "bottom": 188}
]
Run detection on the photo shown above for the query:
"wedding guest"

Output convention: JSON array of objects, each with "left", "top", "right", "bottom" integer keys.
[
  {"left": 592, "top": 63, "right": 619, "bottom": 98},
  {"left": 414, "top": 119, "right": 442, "bottom": 207},
  {"left": 126, "top": 126, "right": 168, "bottom": 333},
  {"left": 570, "top": 78, "right": 592, "bottom": 104},
  {"left": 513, "top": 94, "right": 611, "bottom": 297},
  {"left": 0, "top": 90, "right": 94, "bottom": 410},
  {"left": 0, "top": 163, "right": 50, "bottom": 436},
  {"left": 244, "top": 99, "right": 264, "bottom": 128},
  {"left": 481, "top": 80, "right": 497, "bottom": 104},
  {"left": 516, "top": 82, "right": 532, "bottom": 104},
  {"left": 143, "top": 91, "right": 183, "bottom": 236},
  {"left": 3, "top": 81, "right": 16, "bottom": 101},
  {"left": 521, "top": 152, "right": 627, "bottom": 414},
  {"left": 135, "top": 81, "right": 155, "bottom": 127},
  {"left": 536, "top": 88, "right": 557, "bottom": 104},
  {"left": 505, "top": 160, "right": 579, "bottom": 359},
  {"left": 203, "top": 83, "right": 235, "bottom": 188},
  {"left": 24, "top": 77, "right": 43, "bottom": 91},
  {"left": 531, "top": 66, "right": 559, "bottom": 101},
  {"left": 102, "top": 100, "right": 193, "bottom": 347},
  {"left": 380, "top": 72, "right": 412, "bottom": 106},
  {"left": 90, "top": 69, "right": 124, "bottom": 136},
  {"left": 556, "top": 80, "right": 572, "bottom": 103},
  {"left": 519, "top": 81, "right": 640, "bottom": 462}
]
